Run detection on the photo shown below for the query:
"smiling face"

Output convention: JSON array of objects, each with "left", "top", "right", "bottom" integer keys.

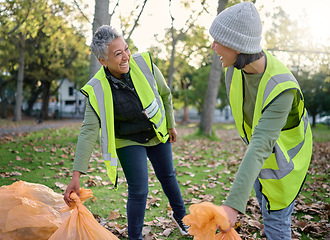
[
  {"left": 99, "top": 37, "right": 131, "bottom": 79},
  {"left": 211, "top": 41, "right": 239, "bottom": 68}
]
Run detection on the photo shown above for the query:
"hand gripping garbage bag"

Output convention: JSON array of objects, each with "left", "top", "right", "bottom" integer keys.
[
  {"left": 0, "top": 181, "right": 68, "bottom": 240},
  {"left": 49, "top": 187, "right": 119, "bottom": 240},
  {"left": 183, "top": 202, "right": 241, "bottom": 240}
]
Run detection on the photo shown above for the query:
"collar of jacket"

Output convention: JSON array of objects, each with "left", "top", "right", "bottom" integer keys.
[{"left": 103, "top": 66, "right": 134, "bottom": 91}]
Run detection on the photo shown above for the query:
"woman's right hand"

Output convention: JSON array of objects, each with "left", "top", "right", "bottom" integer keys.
[
  {"left": 64, "top": 171, "right": 81, "bottom": 207},
  {"left": 221, "top": 205, "right": 238, "bottom": 232}
]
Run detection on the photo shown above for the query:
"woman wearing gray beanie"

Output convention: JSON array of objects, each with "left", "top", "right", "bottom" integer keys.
[{"left": 209, "top": 2, "right": 312, "bottom": 239}]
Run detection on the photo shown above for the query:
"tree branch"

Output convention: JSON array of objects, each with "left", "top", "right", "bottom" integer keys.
[
  {"left": 125, "top": 0, "right": 148, "bottom": 43},
  {"left": 73, "top": 0, "right": 91, "bottom": 24},
  {"left": 0, "top": 1, "right": 32, "bottom": 43},
  {"left": 110, "top": 0, "right": 120, "bottom": 19}
]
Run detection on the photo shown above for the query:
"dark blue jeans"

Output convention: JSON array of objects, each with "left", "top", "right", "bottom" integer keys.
[
  {"left": 116, "top": 141, "right": 186, "bottom": 240},
  {"left": 254, "top": 178, "right": 295, "bottom": 239}
]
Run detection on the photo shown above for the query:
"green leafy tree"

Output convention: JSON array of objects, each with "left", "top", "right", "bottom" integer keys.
[
  {"left": 165, "top": 0, "right": 210, "bottom": 91},
  {"left": 199, "top": 0, "right": 228, "bottom": 135},
  {"left": 0, "top": 0, "right": 90, "bottom": 120},
  {"left": 264, "top": 6, "right": 329, "bottom": 74},
  {"left": 298, "top": 70, "right": 330, "bottom": 127},
  {"left": 0, "top": 28, "right": 17, "bottom": 118},
  {"left": 149, "top": 0, "right": 211, "bottom": 123},
  {"left": 25, "top": 19, "right": 89, "bottom": 120},
  {"left": 263, "top": 5, "right": 330, "bottom": 127},
  {"left": 181, "top": 63, "right": 227, "bottom": 117},
  {"left": 185, "top": 64, "right": 210, "bottom": 114},
  {"left": 0, "top": 0, "right": 41, "bottom": 121}
]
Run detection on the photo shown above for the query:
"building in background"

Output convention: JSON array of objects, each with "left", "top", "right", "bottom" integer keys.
[{"left": 57, "top": 79, "right": 85, "bottom": 118}]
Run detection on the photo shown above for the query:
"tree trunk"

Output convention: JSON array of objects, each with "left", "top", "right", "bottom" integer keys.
[
  {"left": 312, "top": 113, "right": 316, "bottom": 128},
  {"left": 0, "top": 78, "right": 8, "bottom": 119},
  {"left": 181, "top": 81, "right": 190, "bottom": 124},
  {"left": 74, "top": 82, "right": 81, "bottom": 118},
  {"left": 14, "top": 33, "right": 25, "bottom": 122},
  {"left": 167, "top": 37, "right": 176, "bottom": 90},
  {"left": 182, "top": 104, "right": 189, "bottom": 124},
  {"left": 199, "top": 0, "right": 227, "bottom": 136},
  {"left": 89, "top": 0, "right": 110, "bottom": 79},
  {"left": 199, "top": 53, "right": 222, "bottom": 135},
  {"left": 25, "top": 85, "right": 43, "bottom": 116},
  {"left": 40, "top": 81, "right": 51, "bottom": 121}
]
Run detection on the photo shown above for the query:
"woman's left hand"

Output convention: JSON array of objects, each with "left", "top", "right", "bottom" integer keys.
[{"left": 168, "top": 128, "right": 177, "bottom": 143}]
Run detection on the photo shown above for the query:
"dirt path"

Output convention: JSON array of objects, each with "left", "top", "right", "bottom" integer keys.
[{"left": 0, "top": 118, "right": 83, "bottom": 137}]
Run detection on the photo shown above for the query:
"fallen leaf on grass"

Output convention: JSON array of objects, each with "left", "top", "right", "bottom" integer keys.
[
  {"left": 142, "top": 226, "right": 151, "bottom": 236},
  {"left": 84, "top": 179, "right": 98, "bottom": 187},
  {"left": 55, "top": 182, "right": 67, "bottom": 191},
  {"left": 13, "top": 166, "right": 30, "bottom": 172},
  {"left": 151, "top": 189, "right": 159, "bottom": 195},
  {"left": 162, "top": 228, "right": 173, "bottom": 237},
  {"left": 108, "top": 211, "right": 120, "bottom": 220},
  {"left": 90, "top": 196, "right": 98, "bottom": 202},
  {"left": 301, "top": 215, "right": 314, "bottom": 220},
  {"left": 11, "top": 171, "right": 22, "bottom": 176},
  {"left": 146, "top": 197, "right": 161, "bottom": 209}
]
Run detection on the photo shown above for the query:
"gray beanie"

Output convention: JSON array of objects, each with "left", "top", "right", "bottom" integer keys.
[{"left": 209, "top": 2, "right": 262, "bottom": 54}]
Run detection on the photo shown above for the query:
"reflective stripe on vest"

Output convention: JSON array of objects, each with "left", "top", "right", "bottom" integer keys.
[
  {"left": 257, "top": 72, "right": 307, "bottom": 180},
  {"left": 132, "top": 53, "right": 166, "bottom": 129},
  {"left": 259, "top": 110, "right": 309, "bottom": 180},
  {"left": 81, "top": 71, "right": 118, "bottom": 188},
  {"left": 130, "top": 53, "right": 169, "bottom": 143},
  {"left": 262, "top": 73, "right": 300, "bottom": 109},
  {"left": 83, "top": 78, "right": 117, "bottom": 165}
]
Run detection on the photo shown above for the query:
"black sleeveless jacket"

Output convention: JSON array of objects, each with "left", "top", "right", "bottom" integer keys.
[{"left": 104, "top": 67, "right": 156, "bottom": 143}]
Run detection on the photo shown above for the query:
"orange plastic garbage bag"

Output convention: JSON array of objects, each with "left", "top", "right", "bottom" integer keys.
[
  {"left": 183, "top": 202, "right": 241, "bottom": 240},
  {"left": 0, "top": 181, "right": 68, "bottom": 240},
  {"left": 49, "top": 188, "right": 119, "bottom": 240}
]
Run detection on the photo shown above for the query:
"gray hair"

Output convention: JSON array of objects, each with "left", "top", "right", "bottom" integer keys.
[{"left": 90, "top": 25, "right": 121, "bottom": 60}]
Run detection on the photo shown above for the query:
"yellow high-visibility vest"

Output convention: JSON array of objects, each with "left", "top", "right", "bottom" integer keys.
[
  {"left": 80, "top": 52, "right": 169, "bottom": 188},
  {"left": 226, "top": 50, "right": 312, "bottom": 210}
]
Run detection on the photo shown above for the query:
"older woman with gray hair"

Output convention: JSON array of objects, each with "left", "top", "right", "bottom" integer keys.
[{"left": 64, "top": 25, "right": 189, "bottom": 239}]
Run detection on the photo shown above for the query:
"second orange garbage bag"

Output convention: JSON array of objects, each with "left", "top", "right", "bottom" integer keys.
[
  {"left": 183, "top": 202, "right": 241, "bottom": 240},
  {"left": 49, "top": 188, "right": 119, "bottom": 240}
]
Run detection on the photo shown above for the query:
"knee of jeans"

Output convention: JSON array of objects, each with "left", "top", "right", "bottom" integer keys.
[
  {"left": 128, "top": 186, "right": 149, "bottom": 199},
  {"left": 157, "top": 168, "right": 176, "bottom": 180}
]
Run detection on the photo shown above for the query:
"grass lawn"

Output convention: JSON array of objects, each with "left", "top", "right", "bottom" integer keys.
[{"left": 0, "top": 121, "right": 329, "bottom": 239}]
